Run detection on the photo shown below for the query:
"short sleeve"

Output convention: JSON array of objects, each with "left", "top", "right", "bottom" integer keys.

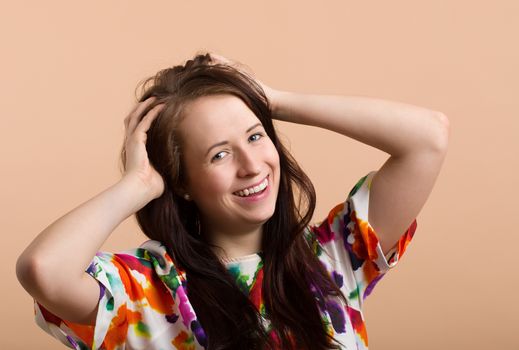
[
  {"left": 34, "top": 251, "right": 130, "bottom": 350},
  {"left": 309, "top": 171, "right": 417, "bottom": 308}
]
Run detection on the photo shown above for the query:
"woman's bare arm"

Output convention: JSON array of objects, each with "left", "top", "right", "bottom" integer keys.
[
  {"left": 269, "top": 91, "right": 449, "bottom": 255},
  {"left": 16, "top": 98, "right": 165, "bottom": 325},
  {"left": 16, "top": 175, "right": 152, "bottom": 324}
]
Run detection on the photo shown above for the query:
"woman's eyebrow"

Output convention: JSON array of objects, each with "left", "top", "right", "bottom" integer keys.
[{"left": 205, "top": 123, "right": 263, "bottom": 156}]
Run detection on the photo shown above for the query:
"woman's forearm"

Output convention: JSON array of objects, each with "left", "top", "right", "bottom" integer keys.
[
  {"left": 270, "top": 90, "right": 448, "bottom": 156},
  {"left": 16, "top": 175, "right": 152, "bottom": 297}
]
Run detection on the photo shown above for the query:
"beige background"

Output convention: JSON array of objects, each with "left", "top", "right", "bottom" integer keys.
[{"left": 2, "top": 1, "right": 518, "bottom": 349}]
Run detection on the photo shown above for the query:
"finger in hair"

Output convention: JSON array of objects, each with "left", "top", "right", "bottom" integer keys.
[
  {"left": 135, "top": 104, "right": 164, "bottom": 133},
  {"left": 127, "top": 97, "right": 158, "bottom": 134}
]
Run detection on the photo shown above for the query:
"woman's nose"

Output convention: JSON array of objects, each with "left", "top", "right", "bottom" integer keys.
[{"left": 237, "top": 150, "right": 261, "bottom": 177}]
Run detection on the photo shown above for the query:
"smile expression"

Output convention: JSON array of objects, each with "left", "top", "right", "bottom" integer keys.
[{"left": 178, "top": 94, "right": 281, "bottom": 236}]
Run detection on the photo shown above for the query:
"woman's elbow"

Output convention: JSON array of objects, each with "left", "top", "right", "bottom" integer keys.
[{"left": 16, "top": 253, "right": 51, "bottom": 299}]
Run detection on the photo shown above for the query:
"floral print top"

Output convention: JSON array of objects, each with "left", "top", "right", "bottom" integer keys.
[{"left": 34, "top": 171, "right": 417, "bottom": 349}]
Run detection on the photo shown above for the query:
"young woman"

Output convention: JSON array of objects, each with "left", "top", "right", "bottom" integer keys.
[{"left": 16, "top": 53, "right": 449, "bottom": 349}]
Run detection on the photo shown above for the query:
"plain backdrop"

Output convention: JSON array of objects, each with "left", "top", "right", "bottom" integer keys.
[{"left": 2, "top": 1, "right": 518, "bottom": 349}]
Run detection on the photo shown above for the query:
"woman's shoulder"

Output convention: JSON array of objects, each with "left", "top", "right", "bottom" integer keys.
[
  {"left": 138, "top": 239, "right": 185, "bottom": 275},
  {"left": 104, "top": 240, "right": 171, "bottom": 262},
  {"left": 92, "top": 240, "right": 186, "bottom": 285}
]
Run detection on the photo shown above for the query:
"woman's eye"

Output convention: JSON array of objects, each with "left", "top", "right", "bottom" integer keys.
[
  {"left": 249, "top": 133, "right": 264, "bottom": 142},
  {"left": 212, "top": 151, "right": 227, "bottom": 161}
]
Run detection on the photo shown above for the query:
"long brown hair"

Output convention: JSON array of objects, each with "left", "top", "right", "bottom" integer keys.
[{"left": 120, "top": 53, "right": 348, "bottom": 349}]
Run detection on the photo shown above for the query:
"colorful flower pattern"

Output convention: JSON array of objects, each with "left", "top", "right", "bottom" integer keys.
[{"left": 34, "top": 171, "right": 416, "bottom": 349}]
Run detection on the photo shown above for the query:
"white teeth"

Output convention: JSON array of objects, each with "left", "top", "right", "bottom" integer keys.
[{"left": 235, "top": 177, "right": 269, "bottom": 197}]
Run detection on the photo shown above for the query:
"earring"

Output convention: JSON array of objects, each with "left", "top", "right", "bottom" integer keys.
[{"left": 183, "top": 193, "right": 191, "bottom": 201}]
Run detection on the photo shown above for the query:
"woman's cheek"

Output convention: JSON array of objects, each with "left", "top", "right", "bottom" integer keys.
[{"left": 208, "top": 171, "right": 233, "bottom": 194}]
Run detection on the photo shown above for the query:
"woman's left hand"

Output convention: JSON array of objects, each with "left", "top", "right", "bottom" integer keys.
[{"left": 208, "top": 53, "right": 281, "bottom": 112}]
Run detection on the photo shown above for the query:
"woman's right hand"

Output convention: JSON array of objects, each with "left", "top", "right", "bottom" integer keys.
[{"left": 122, "top": 97, "right": 165, "bottom": 200}]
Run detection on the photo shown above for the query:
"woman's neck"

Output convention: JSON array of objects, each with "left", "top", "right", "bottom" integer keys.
[{"left": 204, "top": 225, "right": 263, "bottom": 262}]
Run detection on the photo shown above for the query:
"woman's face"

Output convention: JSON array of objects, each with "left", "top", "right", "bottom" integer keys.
[{"left": 178, "top": 94, "right": 281, "bottom": 236}]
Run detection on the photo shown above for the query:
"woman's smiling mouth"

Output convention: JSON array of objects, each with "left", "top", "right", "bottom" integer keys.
[{"left": 233, "top": 175, "right": 269, "bottom": 197}]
